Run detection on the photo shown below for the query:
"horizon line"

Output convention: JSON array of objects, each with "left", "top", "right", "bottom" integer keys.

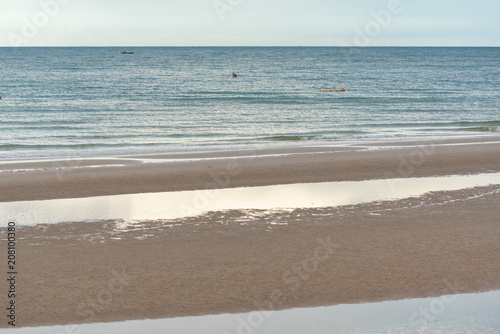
[{"left": 1, "top": 45, "right": 499, "bottom": 48}]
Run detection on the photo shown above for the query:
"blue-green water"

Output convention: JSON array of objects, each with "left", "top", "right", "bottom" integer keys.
[{"left": 0, "top": 47, "right": 499, "bottom": 160}]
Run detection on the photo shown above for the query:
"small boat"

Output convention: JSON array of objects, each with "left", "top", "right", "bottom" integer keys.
[
  {"left": 232, "top": 72, "right": 237, "bottom": 78},
  {"left": 120, "top": 51, "right": 135, "bottom": 54}
]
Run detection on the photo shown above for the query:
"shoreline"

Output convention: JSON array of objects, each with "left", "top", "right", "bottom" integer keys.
[
  {"left": 1, "top": 134, "right": 500, "bottom": 163},
  {"left": 1, "top": 136, "right": 500, "bottom": 202}
]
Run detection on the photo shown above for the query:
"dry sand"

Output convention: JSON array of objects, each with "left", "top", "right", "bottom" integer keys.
[{"left": 1, "top": 138, "right": 500, "bottom": 328}]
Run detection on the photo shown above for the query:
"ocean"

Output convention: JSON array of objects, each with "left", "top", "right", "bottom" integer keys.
[{"left": 0, "top": 47, "right": 499, "bottom": 160}]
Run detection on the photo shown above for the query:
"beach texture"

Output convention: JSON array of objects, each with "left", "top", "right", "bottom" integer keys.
[
  {"left": 1, "top": 138, "right": 500, "bottom": 202},
  {"left": 1, "top": 139, "right": 500, "bottom": 327}
]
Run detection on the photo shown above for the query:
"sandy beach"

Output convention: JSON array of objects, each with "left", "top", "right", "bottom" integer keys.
[
  {"left": 1, "top": 137, "right": 500, "bottom": 202},
  {"left": 1, "top": 137, "right": 500, "bottom": 328}
]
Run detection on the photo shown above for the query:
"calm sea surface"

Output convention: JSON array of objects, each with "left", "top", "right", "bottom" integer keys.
[{"left": 0, "top": 47, "right": 499, "bottom": 160}]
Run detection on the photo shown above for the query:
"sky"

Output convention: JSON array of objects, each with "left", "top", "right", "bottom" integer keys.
[{"left": 0, "top": 0, "right": 499, "bottom": 47}]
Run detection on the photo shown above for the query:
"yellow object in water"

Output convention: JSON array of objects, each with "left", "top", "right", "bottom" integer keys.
[{"left": 315, "top": 89, "right": 346, "bottom": 92}]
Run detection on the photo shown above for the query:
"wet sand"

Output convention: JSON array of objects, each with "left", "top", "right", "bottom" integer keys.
[
  {"left": 1, "top": 138, "right": 500, "bottom": 328},
  {"left": 1, "top": 186, "right": 499, "bottom": 328},
  {"left": 1, "top": 137, "right": 500, "bottom": 202}
]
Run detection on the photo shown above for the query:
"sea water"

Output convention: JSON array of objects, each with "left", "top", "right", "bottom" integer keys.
[{"left": 0, "top": 47, "right": 499, "bottom": 160}]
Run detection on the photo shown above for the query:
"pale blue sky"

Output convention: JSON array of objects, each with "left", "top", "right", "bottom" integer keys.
[{"left": 1, "top": 0, "right": 499, "bottom": 46}]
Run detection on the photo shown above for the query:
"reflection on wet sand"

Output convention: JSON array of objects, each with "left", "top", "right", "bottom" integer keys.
[{"left": 1, "top": 172, "right": 500, "bottom": 226}]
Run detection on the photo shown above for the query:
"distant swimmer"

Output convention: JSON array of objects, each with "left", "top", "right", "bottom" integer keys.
[{"left": 232, "top": 72, "right": 237, "bottom": 77}]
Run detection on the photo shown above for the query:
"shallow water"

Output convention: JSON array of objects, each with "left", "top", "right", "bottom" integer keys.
[
  {"left": 4, "top": 290, "right": 500, "bottom": 333},
  {"left": 1, "top": 172, "right": 500, "bottom": 226}
]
